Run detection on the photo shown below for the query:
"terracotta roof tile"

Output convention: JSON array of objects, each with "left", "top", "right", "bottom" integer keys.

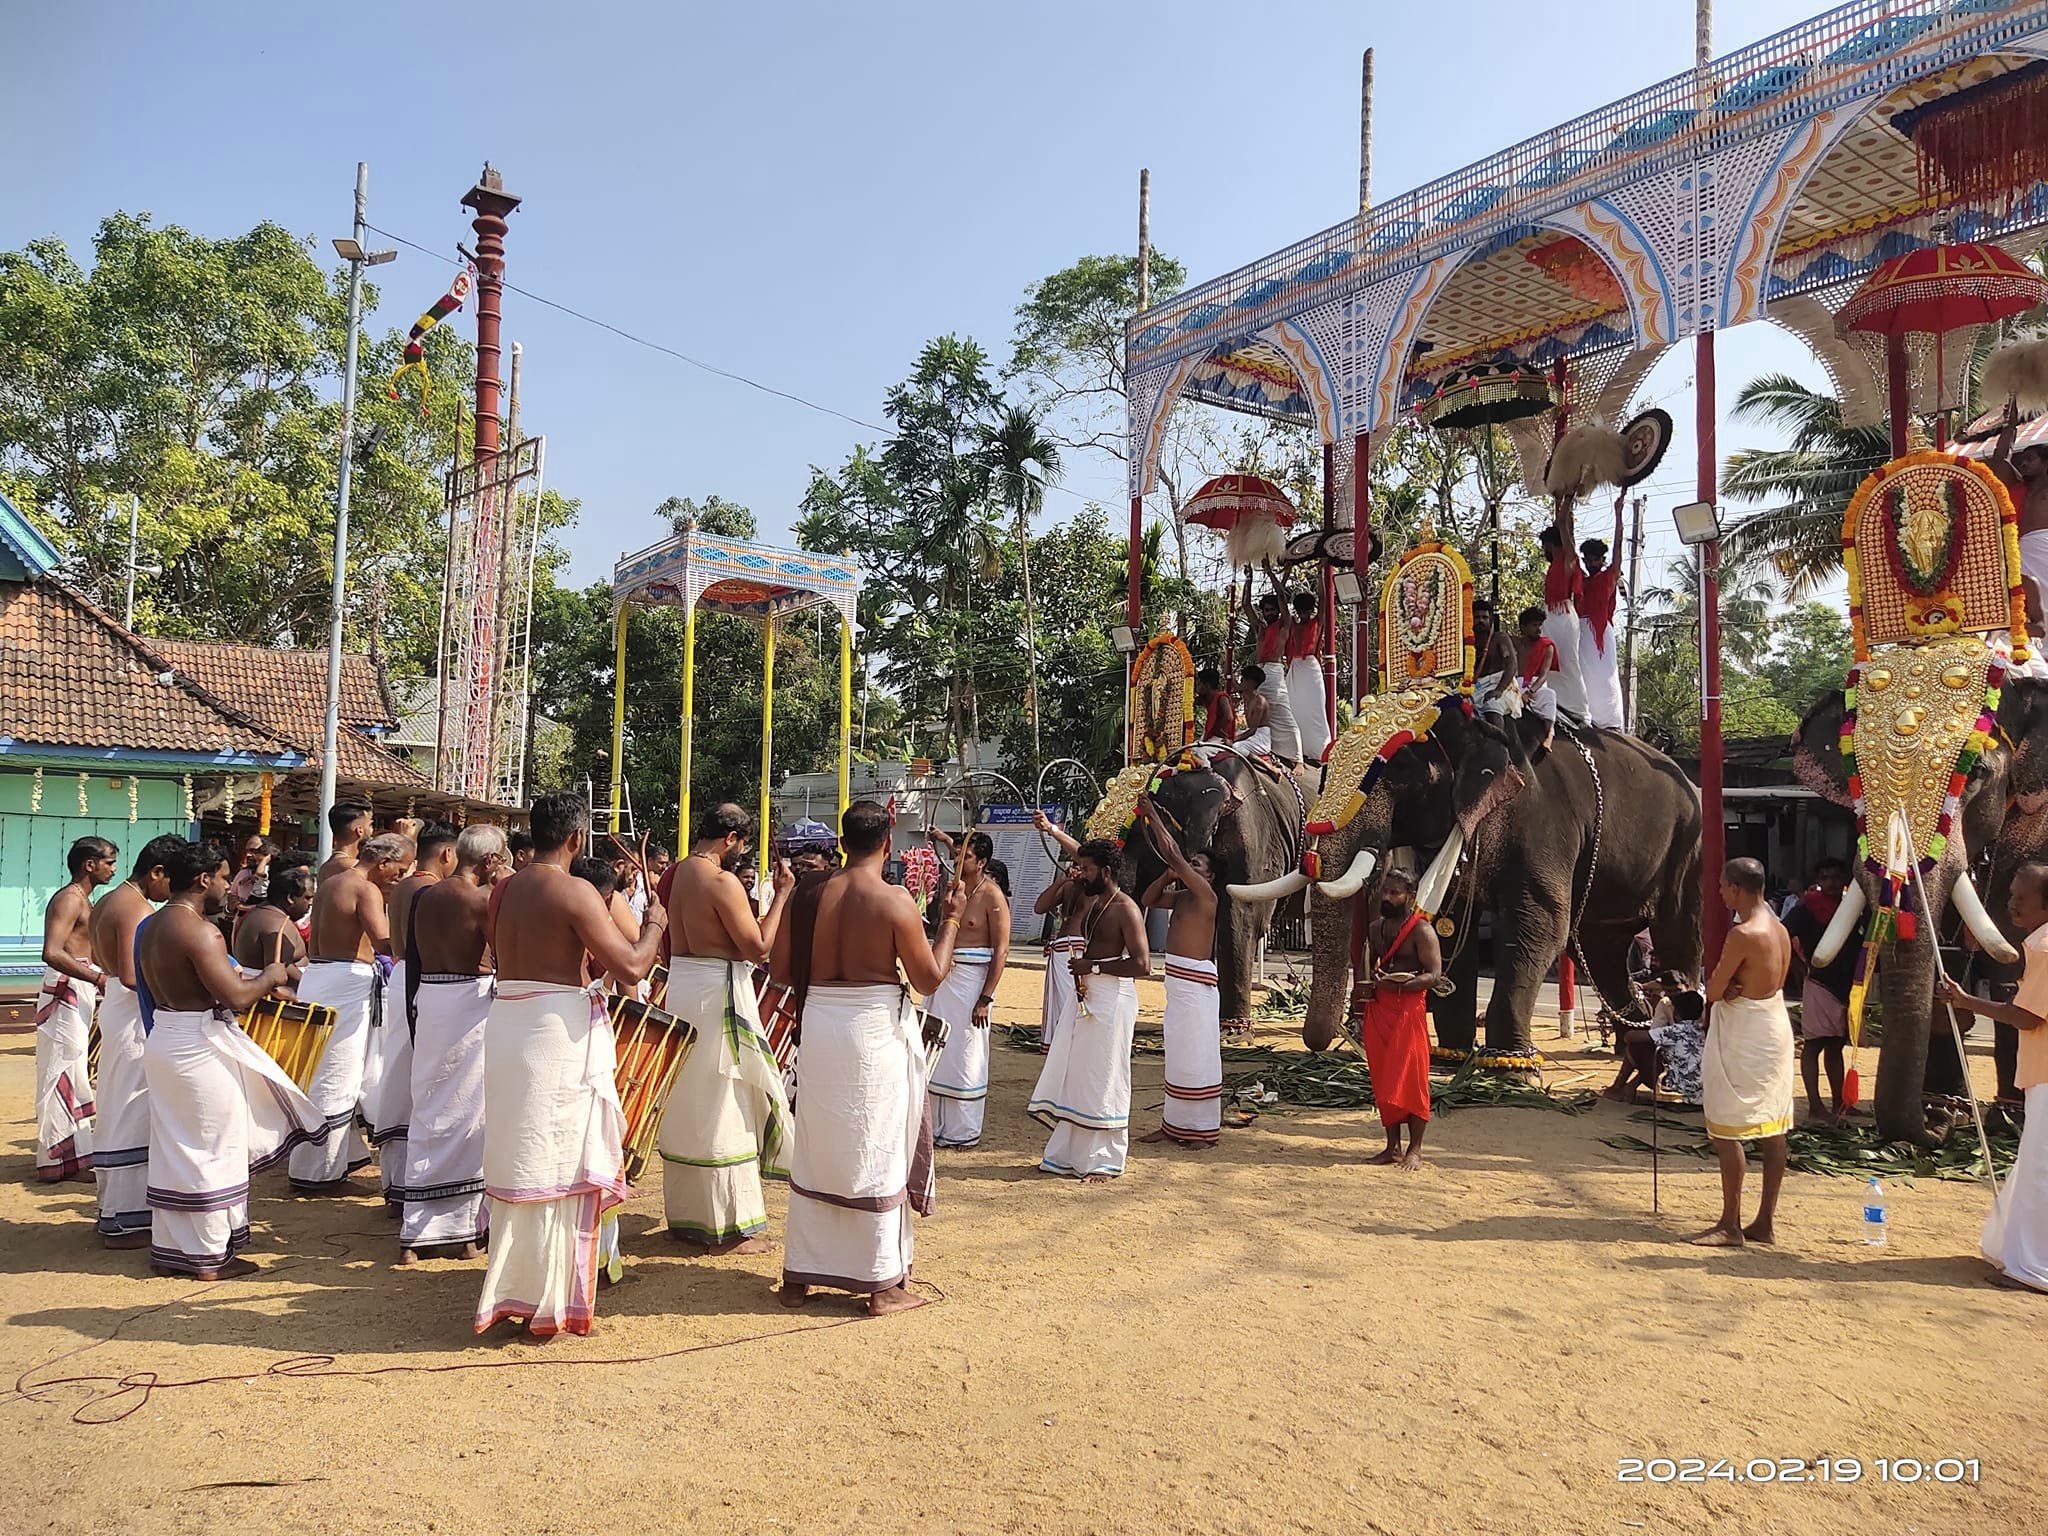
[
  {"left": 0, "top": 579, "right": 301, "bottom": 761},
  {"left": 147, "top": 636, "right": 429, "bottom": 789}
]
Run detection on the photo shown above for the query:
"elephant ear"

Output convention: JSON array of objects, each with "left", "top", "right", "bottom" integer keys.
[
  {"left": 1792, "top": 689, "right": 1854, "bottom": 809},
  {"left": 1999, "top": 676, "right": 2048, "bottom": 803}
]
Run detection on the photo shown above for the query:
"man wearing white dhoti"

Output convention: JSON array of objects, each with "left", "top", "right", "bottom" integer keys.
[
  {"left": 777, "top": 800, "right": 963, "bottom": 1315},
  {"left": 369, "top": 823, "right": 454, "bottom": 1209},
  {"left": 1250, "top": 591, "right": 1302, "bottom": 763},
  {"left": 1941, "top": 861, "right": 2048, "bottom": 1293},
  {"left": 400, "top": 824, "right": 507, "bottom": 1260},
  {"left": 475, "top": 796, "right": 667, "bottom": 1338},
  {"left": 289, "top": 833, "right": 411, "bottom": 1192},
  {"left": 1285, "top": 590, "right": 1331, "bottom": 764},
  {"left": 1030, "top": 813, "right": 1100, "bottom": 1054},
  {"left": 1136, "top": 806, "right": 1222, "bottom": 1147},
  {"left": 1029, "top": 837, "right": 1150, "bottom": 1181},
  {"left": 85, "top": 836, "right": 182, "bottom": 1244},
  {"left": 1538, "top": 526, "right": 1588, "bottom": 721},
  {"left": 137, "top": 841, "right": 327, "bottom": 1280},
  {"left": 659, "top": 802, "right": 796, "bottom": 1252},
  {"left": 35, "top": 837, "right": 116, "bottom": 1183},
  {"left": 924, "top": 829, "right": 1011, "bottom": 1148},
  {"left": 1577, "top": 497, "right": 1626, "bottom": 730},
  {"left": 1692, "top": 857, "right": 1796, "bottom": 1249}
]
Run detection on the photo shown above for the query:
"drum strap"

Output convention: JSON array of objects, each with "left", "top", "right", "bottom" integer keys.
[
  {"left": 786, "top": 869, "right": 835, "bottom": 1036},
  {"left": 403, "top": 886, "right": 427, "bottom": 1040}
]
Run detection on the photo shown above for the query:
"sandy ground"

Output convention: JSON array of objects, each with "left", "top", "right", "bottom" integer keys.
[{"left": 2, "top": 955, "right": 2043, "bottom": 1536}]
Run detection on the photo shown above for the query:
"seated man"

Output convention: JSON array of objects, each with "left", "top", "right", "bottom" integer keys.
[{"left": 1233, "top": 663, "right": 1274, "bottom": 757}]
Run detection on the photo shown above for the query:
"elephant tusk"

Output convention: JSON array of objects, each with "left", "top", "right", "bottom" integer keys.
[
  {"left": 1953, "top": 871, "right": 2020, "bottom": 963},
  {"left": 1314, "top": 848, "right": 1378, "bottom": 901},
  {"left": 1226, "top": 868, "right": 1309, "bottom": 903},
  {"left": 1811, "top": 880, "right": 1865, "bottom": 965},
  {"left": 1416, "top": 826, "right": 1465, "bottom": 915}
]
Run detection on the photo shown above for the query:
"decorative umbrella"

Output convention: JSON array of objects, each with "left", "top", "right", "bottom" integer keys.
[
  {"left": 1413, "top": 360, "right": 1557, "bottom": 430},
  {"left": 1182, "top": 472, "right": 1298, "bottom": 532},
  {"left": 1836, "top": 241, "right": 2048, "bottom": 451}
]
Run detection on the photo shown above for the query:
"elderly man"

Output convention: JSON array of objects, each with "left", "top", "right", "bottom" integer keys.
[{"left": 289, "top": 833, "right": 412, "bottom": 1193}]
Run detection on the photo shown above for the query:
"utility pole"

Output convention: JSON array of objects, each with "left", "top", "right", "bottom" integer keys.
[
  {"left": 317, "top": 164, "right": 395, "bottom": 863},
  {"left": 1621, "top": 494, "right": 1645, "bottom": 730},
  {"left": 122, "top": 495, "right": 140, "bottom": 630},
  {"left": 1359, "top": 47, "right": 1375, "bottom": 213}
]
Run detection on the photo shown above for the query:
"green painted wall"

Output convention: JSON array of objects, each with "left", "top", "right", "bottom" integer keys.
[{"left": 0, "top": 769, "right": 189, "bottom": 979}]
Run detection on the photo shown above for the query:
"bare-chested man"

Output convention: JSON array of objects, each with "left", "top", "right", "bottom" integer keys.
[
  {"left": 366, "top": 822, "right": 456, "bottom": 1208},
  {"left": 923, "top": 827, "right": 1011, "bottom": 1148},
  {"left": 1137, "top": 800, "right": 1222, "bottom": 1147},
  {"left": 288, "top": 832, "right": 411, "bottom": 1192},
  {"left": 401, "top": 823, "right": 508, "bottom": 1261},
  {"left": 1992, "top": 410, "right": 2048, "bottom": 629},
  {"left": 1359, "top": 868, "right": 1442, "bottom": 1168},
  {"left": 138, "top": 840, "right": 322, "bottom": 1280},
  {"left": 474, "top": 793, "right": 666, "bottom": 1338},
  {"left": 777, "top": 799, "right": 963, "bottom": 1315},
  {"left": 34, "top": 836, "right": 115, "bottom": 1182},
  {"left": 660, "top": 802, "right": 795, "bottom": 1252},
  {"left": 1692, "top": 855, "right": 1795, "bottom": 1248},
  {"left": 86, "top": 835, "right": 183, "bottom": 1243},
  {"left": 317, "top": 801, "right": 374, "bottom": 883},
  {"left": 1028, "top": 837, "right": 1150, "bottom": 1182},
  {"left": 1235, "top": 662, "right": 1275, "bottom": 757},
  {"left": 1031, "top": 811, "right": 1100, "bottom": 1054},
  {"left": 232, "top": 865, "right": 313, "bottom": 979}
]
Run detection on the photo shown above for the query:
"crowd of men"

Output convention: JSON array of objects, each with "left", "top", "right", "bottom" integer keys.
[{"left": 30, "top": 775, "right": 2048, "bottom": 1326}]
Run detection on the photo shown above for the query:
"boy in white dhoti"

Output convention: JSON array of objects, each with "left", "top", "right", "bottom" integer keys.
[
  {"left": 290, "top": 834, "right": 411, "bottom": 1192},
  {"left": 1029, "top": 838, "right": 1150, "bottom": 1181},
  {"left": 925, "top": 829, "right": 1011, "bottom": 1148},
  {"left": 475, "top": 797, "right": 668, "bottom": 1338},
  {"left": 35, "top": 837, "right": 115, "bottom": 1182},
  {"left": 86, "top": 836, "right": 182, "bottom": 1244},
  {"left": 1941, "top": 860, "right": 2048, "bottom": 1293},
  {"left": 1249, "top": 591, "right": 1302, "bottom": 763},
  {"left": 659, "top": 802, "right": 796, "bottom": 1252},
  {"left": 369, "top": 823, "right": 455, "bottom": 1209},
  {"left": 1136, "top": 803, "right": 1222, "bottom": 1147},
  {"left": 401, "top": 824, "right": 507, "bottom": 1260},
  {"left": 1692, "top": 857, "right": 1796, "bottom": 1249},
  {"left": 137, "top": 841, "right": 326, "bottom": 1280},
  {"left": 776, "top": 801, "right": 964, "bottom": 1315},
  {"left": 1286, "top": 590, "right": 1331, "bottom": 763}
]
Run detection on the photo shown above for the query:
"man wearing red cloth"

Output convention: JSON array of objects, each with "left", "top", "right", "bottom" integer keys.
[
  {"left": 1578, "top": 495, "right": 1627, "bottom": 728},
  {"left": 1357, "top": 867, "right": 1440, "bottom": 1169}
]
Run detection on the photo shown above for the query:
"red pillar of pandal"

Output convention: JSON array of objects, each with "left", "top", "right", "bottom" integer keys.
[{"left": 459, "top": 164, "right": 521, "bottom": 797}]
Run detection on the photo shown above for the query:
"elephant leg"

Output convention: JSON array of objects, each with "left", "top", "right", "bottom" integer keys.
[
  {"left": 1485, "top": 878, "right": 1567, "bottom": 1055},
  {"left": 1923, "top": 1005, "right": 1970, "bottom": 1097},
  {"left": 1215, "top": 894, "right": 1262, "bottom": 1029},
  {"left": 1576, "top": 919, "right": 1643, "bottom": 1020},
  {"left": 1432, "top": 919, "right": 1482, "bottom": 1053},
  {"left": 1304, "top": 891, "right": 1355, "bottom": 1053}
]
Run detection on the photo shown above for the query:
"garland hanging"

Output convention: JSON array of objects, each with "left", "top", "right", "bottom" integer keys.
[
  {"left": 29, "top": 766, "right": 43, "bottom": 814},
  {"left": 127, "top": 776, "right": 138, "bottom": 824},
  {"left": 76, "top": 773, "right": 88, "bottom": 816}
]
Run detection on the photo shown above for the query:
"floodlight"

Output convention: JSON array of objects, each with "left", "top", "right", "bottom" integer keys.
[{"left": 1671, "top": 500, "right": 1720, "bottom": 547}]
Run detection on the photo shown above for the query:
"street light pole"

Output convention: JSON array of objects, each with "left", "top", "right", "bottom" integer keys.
[{"left": 316, "top": 163, "right": 395, "bottom": 863}]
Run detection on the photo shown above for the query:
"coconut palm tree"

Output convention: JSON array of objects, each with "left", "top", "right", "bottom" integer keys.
[
  {"left": 1719, "top": 373, "right": 1890, "bottom": 595},
  {"left": 981, "top": 405, "right": 1063, "bottom": 774}
]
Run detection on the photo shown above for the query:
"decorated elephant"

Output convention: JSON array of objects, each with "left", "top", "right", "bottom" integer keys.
[
  {"left": 1272, "top": 697, "right": 1702, "bottom": 1060},
  {"left": 1106, "top": 752, "right": 1315, "bottom": 1028},
  {"left": 1790, "top": 661, "right": 2048, "bottom": 1145}
]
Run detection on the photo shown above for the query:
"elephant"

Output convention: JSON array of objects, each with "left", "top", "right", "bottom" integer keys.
[
  {"left": 1126, "top": 752, "right": 1315, "bottom": 1028},
  {"left": 1789, "top": 673, "right": 2048, "bottom": 1145},
  {"left": 1281, "top": 701, "right": 1703, "bottom": 1059}
]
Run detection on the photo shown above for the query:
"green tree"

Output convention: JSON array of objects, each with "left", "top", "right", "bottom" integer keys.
[
  {"left": 979, "top": 404, "right": 1062, "bottom": 774},
  {"left": 1719, "top": 373, "right": 1890, "bottom": 595}
]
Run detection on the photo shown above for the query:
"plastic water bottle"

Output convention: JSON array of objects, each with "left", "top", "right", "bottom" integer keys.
[{"left": 1862, "top": 1176, "right": 1888, "bottom": 1246}]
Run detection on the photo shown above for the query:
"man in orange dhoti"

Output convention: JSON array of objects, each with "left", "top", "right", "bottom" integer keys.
[{"left": 1358, "top": 868, "right": 1440, "bottom": 1169}]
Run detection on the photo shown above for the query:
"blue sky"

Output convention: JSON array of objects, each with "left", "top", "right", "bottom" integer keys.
[{"left": 3, "top": 0, "right": 1831, "bottom": 592}]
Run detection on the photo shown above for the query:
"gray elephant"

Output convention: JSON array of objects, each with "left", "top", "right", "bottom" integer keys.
[
  {"left": 1789, "top": 674, "right": 2048, "bottom": 1145},
  {"left": 1125, "top": 753, "right": 1315, "bottom": 1028},
  {"left": 1285, "top": 702, "right": 1703, "bottom": 1059}
]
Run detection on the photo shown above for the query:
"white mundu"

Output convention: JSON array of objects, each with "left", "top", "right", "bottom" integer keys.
[
  {"left": 926, "top": 947, "right": 993, "bottom": 1148},
  {"left": 33, "top": 968, "right": 95, "bottom": 1181},
  {"left": 782, "top": 983, "right": 932, "bottom": 1296},
  {"left": 1028, "top": 972, "right": 1138, "bottom": 1178},
  {"left": 92, "top": 978, "right": 151, "bottom": 1238},
  {"left": 402, "top": 972, "right": 494, "bottom": 1250},
  {"left": 288, "top": 959, "right": 381, "bottom": 1188}
]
